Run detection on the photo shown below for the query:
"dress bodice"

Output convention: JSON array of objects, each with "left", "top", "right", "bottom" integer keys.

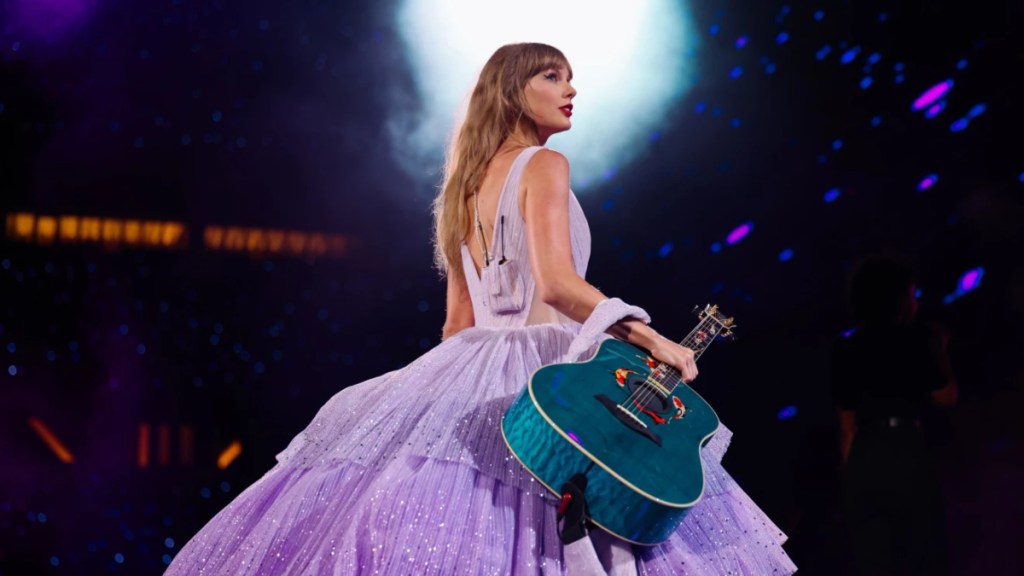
[{"left": 460, "top": 146, "right": 591, "bottom": 328}]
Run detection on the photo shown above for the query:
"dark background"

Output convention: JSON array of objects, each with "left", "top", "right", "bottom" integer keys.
[{"left": 2, "top": 0, "right": 1022, "bottom": 573}]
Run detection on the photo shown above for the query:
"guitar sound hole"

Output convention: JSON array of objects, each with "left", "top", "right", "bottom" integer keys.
[{"left": 626, "top": 378, "right": 671, "bottom": 413}]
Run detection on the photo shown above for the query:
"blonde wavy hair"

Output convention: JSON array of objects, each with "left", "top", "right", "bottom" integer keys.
[{"left": 433, "top": 42, "right": 572, "bottom": 279}]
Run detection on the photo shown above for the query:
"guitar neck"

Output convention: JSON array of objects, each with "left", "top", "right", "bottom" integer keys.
[{"left": 652, "top": 305, "right": 734, "bottom": 388}]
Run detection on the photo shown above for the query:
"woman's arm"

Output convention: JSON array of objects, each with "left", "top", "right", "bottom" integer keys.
[
  {"left": 441, "top": 271, "right": 475, "bottom": 340},
  {"left": 521, "top": 149, "right": 698, "bottom": 382}
]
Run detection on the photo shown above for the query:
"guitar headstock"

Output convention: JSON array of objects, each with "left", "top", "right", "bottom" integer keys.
[{"left": 692, "top": 304, "right": 737, "bottom": 340}]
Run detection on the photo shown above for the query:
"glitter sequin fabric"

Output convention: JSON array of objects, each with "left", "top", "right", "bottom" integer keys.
[{"left": 165, "top": 147, "right": 797, "bottom": 575}]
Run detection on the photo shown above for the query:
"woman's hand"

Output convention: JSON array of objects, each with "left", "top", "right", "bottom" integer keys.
[{"left": 649, "top": 338, "right": 699, "bottom": 383}]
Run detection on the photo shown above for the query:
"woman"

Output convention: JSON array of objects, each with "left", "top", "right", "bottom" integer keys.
[{"left": 166, "top": 43, "right": 796, "bottom": 575}]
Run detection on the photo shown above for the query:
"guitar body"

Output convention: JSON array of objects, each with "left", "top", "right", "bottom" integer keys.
[{"left": 501, "top": 338, "right": 721, "bottom": 545}]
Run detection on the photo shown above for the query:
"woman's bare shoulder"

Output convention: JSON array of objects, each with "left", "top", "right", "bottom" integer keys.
[{"left": 522, "top": 148, "right": 570, "bottom": 193}]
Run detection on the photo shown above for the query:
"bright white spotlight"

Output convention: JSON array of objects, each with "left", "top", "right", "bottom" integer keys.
[{"left": 393, "top": 0, "right": 698, "bottom": 190}]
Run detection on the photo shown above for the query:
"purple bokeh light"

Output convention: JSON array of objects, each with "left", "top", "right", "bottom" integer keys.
[
  {"left": 725, "top": 222, "right": 753, "bottom": 245},
  {"left": 917, "top": 174, "right": 938, "bottom": 191},
  {"left": 912, "top": 79, "right": 953, "bottom": 111},
  {"left": 959, "top": 267, "right": 983, "bottom": 292}
]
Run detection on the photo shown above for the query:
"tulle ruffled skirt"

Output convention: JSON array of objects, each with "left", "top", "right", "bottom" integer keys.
[{"left": 165, "top": 324, "right": 796, "bottom": 575}]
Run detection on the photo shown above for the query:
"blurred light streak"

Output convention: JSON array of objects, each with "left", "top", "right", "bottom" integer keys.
[
  {"left": 912, "top": 79, "right": 953, "bottom": 111},
  {"left": 179, "top": 425, "right": 195, "bottom": 465},
  {"left": 917, "top": 174, "right": 938, "bottom": 191},
  {"left": 28, "top": 418, "right": 75, "bottom": 463},
  {"left": 725, "top": 222, "right": 753, "bottom": 245},
  {"left": 158, "top": 424, "right": 171, "bottom": 467},
  {"left": 138, "top": 422, "right": 151, "bottom": 468},
  {"left": 217, "top": 440, "right": 243, "bottom": 469}
]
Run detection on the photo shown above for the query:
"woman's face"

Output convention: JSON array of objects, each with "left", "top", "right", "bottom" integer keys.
[{"left": 523, "top": 65, "right": 576, "bottom": 142}]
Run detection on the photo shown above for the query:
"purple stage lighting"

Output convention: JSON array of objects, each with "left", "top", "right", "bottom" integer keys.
[
  {"left": 912, "top": 80, "right": 953, "bottom": 111},
  {"left": 924, "top": 101, "right": 946, "bottom": 119},
  {"left": 823, "top": 188, "right": 841, "bottom": 203},
  {"left": 917, "top": 174, "right": 938, "bottom": 191},
  {"left": 777, "top": 406, "right": 798, "bottom": 420},
  {"left": 725, "top": 222, "right": 753, "bottom": 245},
  {"left": 959, "top": 268, "right": 983, "bottom": 292}
]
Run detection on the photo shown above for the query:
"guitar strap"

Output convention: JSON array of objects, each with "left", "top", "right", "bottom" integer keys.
[{"left": 564, "top": 297, "right": 651, "bottom": 362}]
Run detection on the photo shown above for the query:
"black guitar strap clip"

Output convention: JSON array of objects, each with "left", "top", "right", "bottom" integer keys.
[{"left": 556, "top": 473, "right": 591, "bottom": 545}]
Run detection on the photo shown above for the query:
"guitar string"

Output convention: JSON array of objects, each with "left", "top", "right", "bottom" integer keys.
[
  {"left": 621, "top": 312, "right": 725, "bottom": 419},
  {"left": 623, "top": 311, "right": 730, "bottom": 420},
  {"left": 621, "top": 314, "right": 712, "bottom": 416},
  {"left": 622, "top": 319, "right": 710, "bottom": 420}
]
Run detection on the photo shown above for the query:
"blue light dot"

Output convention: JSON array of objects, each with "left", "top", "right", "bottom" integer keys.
[
  {"left": 119, "top": 324, "right": 129, "bottom": 335},
  {"left": 967, "top": 103, "right": 987, "bottom": 118},
  {"left": 163, "top": 554, "right": 172, "bottom": 564},
  {"left": 871, "top": 116, "right": 882, "bottom": 127},
  {"left": 658, "top": 242, "right": 673, "bottom": 257},
  {"left": 165, "top": 537, "right": 175, "bottom": 549},
  {"left": 46, "top": 351, "right": 56, "bottom": 361},
  {"left": 710, "top": 242, "right": 722, "bottom": 253},
  {"left": 8, "top": 365, "right": 16, "bottom": 376},
  {"left": 417, "top": 300, "right": 429, "bottom": 312},
  {"left": 181, "top": 134, "right": 191, "bottom": 145},
  {"left": 860, "top": 76, "right": 873, "bottom": 89},
  {"left": 6, "top": 342, "right": 14, "bottom": 353},
  {"left": 776, "top": 32, "right": 789, "bottom": 45},
  {"left": 950, "top": 118, "right": 968, "bottom": 132},
  {"left": 867, "top": 53, "right": 881, "bottom": 65},
  {"left": 823, "top": 188, "right": 841, "bottom": 203},
  {"left": 259, "top": 19, "right": 269, "bottom": 30},
  {"left": 38, "top": 512, "right": 47, "bottom": 522},
  {"left": 1018, "top": 172, "right": 1024, "bottom": 183},
  {"left": 694, "top": 102, "right": 706, "bottom": 114},
  {"left": 817, "top": 154, "right": 828, "bottom": 164},
  {"left": 133, "top": 137, "right": 144, "bottom": 148},
  {"left": 765, "top": 63, "right": 776, "bottom": 74},
  {"left": 735, "top": 36, "right": 748, "bottom": 49},
  {"left": 814, "top": 10, "right": 825, "bottom": 21},
  {"left": 200, "top": 487, "right": 211, "bottom": 498},
  {"left": 254, "top": 362, "right": 265, "bottom": 374},
  {"left": 816, "top": 45, "right": 832, "bottom": 60},
  {"left": 832, "top": 139, "right": 843, "bottom": 150},
  {"left": 212, "top": 111, "right": 223, "bottom": 122},
  {"left": 730, "top": 66, "right": 743, "bottom": 79},
  {"left": 778, "top": 249, "right": 794, "bottom": 262},
  {"left": 209, "top": 334, "right": 220, "bottom": 345},
  {"left": 220, "top": 481, "right": 231, "bottom": 492},
  {"left": 115, "top": 553, "right": 124, "bottom": 564},
  {"left": 957, "top": 58, "right": 969, "bottom": 70},
  {"left": 894, "top": 74, "right": 905, "bottom": 84},
  {"left": 894, "top": 62, "right": 905, "bottom": 72},
  {"left": 136, "top": 344, "right": 146, "bottom": 355},
  {"left": 777, "top": 405, "right": 798, "bottom": 421},
  {"left": 730, "top": 118, "right": 741, "bottom": 128},
  {"left": 840, "top": 46, "right": 861, "bottom": 65},
  {"left": 709, "top": 24, "right": 720, "bottom": 35},
  {"left": 51, "top": 556, "right": 60, "bottom": 566}
]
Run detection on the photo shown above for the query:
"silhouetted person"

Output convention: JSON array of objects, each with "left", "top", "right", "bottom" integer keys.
[{"left": 830, "top": 256, "right": 957, "bottom": 575}]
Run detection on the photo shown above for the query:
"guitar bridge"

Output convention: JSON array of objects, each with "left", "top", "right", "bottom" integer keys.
[{"left": 595, "top": 394, "right": 662, "bottom": 447}]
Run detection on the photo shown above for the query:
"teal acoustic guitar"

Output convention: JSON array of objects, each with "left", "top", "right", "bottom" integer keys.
[{"left": 501, "top": 305, "right": 735, "bottom": 545}]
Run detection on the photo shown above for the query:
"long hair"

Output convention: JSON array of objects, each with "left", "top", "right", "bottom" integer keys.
[{"left": 433, "top": 43, "right": 571, "bottom": 279}]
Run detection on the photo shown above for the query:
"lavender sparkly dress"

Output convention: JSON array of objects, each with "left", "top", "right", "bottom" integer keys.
[{"left": 166, "top": 147, "right": 797, "bottom": 575}]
